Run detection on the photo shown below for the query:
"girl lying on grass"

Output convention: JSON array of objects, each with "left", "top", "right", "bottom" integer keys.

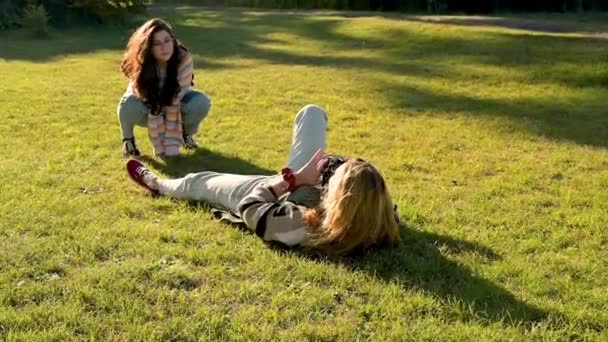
[
  {"left": 118, "top": 18, "right": 211, "bottom": 158},
  {"left": 127, "top": 105, "right": 400, "bottom": 255}
]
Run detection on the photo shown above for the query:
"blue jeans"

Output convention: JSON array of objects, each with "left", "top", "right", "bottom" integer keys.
[{"left": 117, "top": 88, "right": 212, "bottom": 139}]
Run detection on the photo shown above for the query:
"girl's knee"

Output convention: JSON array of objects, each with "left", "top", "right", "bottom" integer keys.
[
  {"left": 117, "top": 94, "right": 148, "bottom": 120},
  {"left": 295, "top": 104, "right": 327, "bottom": 123},
  {"left": 182, "top": 92, "right": 212, "bottom": 117}
]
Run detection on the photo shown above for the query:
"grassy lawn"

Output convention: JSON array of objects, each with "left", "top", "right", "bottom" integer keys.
[{"left": 1, "top": 6, "right": 607, "bottom": 340}]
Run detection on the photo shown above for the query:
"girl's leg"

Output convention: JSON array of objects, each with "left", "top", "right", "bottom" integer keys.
[
  {"left": 117, "top": 90, "right": 149, "bottom": 139},
  {"left": 286, "top": 104, "right": 328, "bottom": 170},
  {"left": 181, "top": 91, "right": 212, "bottom": 136},
  {"left": 157, "top": 104, "right": 327, "bottom": 210},
  {"left": 158, "top": 172, "right": 269, "bottom": 211},
  {"left": 117, "top": 90, "right": 149, "bottom": 156}
]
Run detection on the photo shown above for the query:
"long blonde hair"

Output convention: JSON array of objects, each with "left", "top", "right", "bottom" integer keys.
[{"left": 303, "top": 159, "right": 400, "bottom": 254}]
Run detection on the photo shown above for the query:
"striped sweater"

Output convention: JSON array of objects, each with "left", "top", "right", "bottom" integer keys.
[
  {"left": 147, "top": 47, "right": 194, "bottom": 156},
  {"left": 235, "top": 182, "right": 402, "bottom": 247},
  {"left": 237, "top": 184, "right": 312, "bottom": 246}
]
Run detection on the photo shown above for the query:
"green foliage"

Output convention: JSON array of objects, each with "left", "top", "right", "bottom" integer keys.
[
  {"left": 20, "top": 3, "right": 49, "bottom": 37},
  {"left": 70, "top": 0, "right": 146, "bottom": 23},
  {"left": 0, "top": 0, "right": 22, "bottom": 29},
  {"left": 1, "top": 0, "right": 146, "bottom": 30}
]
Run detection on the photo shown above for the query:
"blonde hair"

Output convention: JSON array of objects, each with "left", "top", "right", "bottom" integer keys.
[{"left": 303, "top": 159, "right": 400, "bottom": 254}]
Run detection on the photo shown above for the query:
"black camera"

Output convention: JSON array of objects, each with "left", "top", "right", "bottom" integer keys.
[{"left": 321, "top": 155, "right": 347, "bottom": 186}]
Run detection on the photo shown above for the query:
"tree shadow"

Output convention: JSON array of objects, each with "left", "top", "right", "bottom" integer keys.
[
  {"left": 400, "top": 15, "right": 608, "bottom": 36},
  {"left": 164, "top": 9, "right": 605, "bottom": 92},
  {"left": 335, "top": 13, "right": 608, "bottom": 36},
  {"left": 0, "top": 17, "right": 238, "bottom": 71},
  {"left": 376, "top": 82, "right": 608, "bottom": 147},
  {"left": 158, "top": 9, "right": 601, "bottom": 152},
  {"left": 0, "top": 26, "right": 125, "bottom": 62},
  {"left": 267, "top": 225, "right": 561, "bottom": 328},
  {"left": 166, "top": 9, "right": 607, "bottom": 148},
  {"left": 140, "top": 147, "right": 275, "bottom": 178},
  {"left": 3, "top": 7, "right": 606, "bottom": 148},
  {"left": 136, "top": 139, "right": 547, "bottom": 327},
  {"left": 168, "top": 10, "right": 607, "bottom": 82}
]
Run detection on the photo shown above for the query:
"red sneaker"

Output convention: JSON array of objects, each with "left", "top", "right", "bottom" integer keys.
[{"left": 126, "top": 159, "right": 159, "bottom": 195}]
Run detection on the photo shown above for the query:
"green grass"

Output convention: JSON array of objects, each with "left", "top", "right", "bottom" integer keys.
[{"left": 1, "top": 6, "right": 608, "bottom": 340}]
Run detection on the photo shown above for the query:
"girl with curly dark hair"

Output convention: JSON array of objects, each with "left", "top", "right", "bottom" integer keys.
[{"left": 118, "top": 18, "right": 211, "bottom": 157}]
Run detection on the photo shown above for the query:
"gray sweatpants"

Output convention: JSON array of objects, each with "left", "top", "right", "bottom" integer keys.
[{"left": 158, "top": 104, "right": 328, "bottom": 211}]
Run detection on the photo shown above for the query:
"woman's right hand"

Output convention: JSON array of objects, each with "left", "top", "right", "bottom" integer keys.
[{"left": 295, "top": 149, "right": 328, "bottom": 187}]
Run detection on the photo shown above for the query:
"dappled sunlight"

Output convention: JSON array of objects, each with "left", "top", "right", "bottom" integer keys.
[
  {"left": 367, "top": 75, "right": 606, "bottom": 146},
  {"left": 0, "top": 27, "right": 126, "bottom": 62},
  {"left": 2, "top": 7, "right": 608, "bottom": 339},
  {"left": 396, "top": 14, "right": 608, "bottom": 38}
]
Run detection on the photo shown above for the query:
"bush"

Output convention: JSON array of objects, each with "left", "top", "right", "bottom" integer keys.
[
  {"left": 70, "top": 0, "right": 146, "bottom": 23},
  {"left": 1, "top": 0, "right": 147, "bottom": 30},
  {"left": 0, "top": 0, "right": 23, "bottom": 29},
  {"left": 21, "top": 3, "right": 49, "bottom": 37}
]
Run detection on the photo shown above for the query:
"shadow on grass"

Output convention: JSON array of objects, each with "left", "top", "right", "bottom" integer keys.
[
  {"left": 378, "top": 82, "right": 608, "bottom": 147},
  {"left": 345, "top": 13, "right": 608, "bottom": 36},
  {"left": 137, "top": 146, "right": 547, "bottom": 326},
  {"left": 0, "top": 27, "right": 125, "bottom": 62},
  {"left": 166, "top": 9, "right": 607, "bottom": 148},
  {"left": 140, "top": 147, "right": 275, "bottom": 178},
  {"left": 268, "top": 227, "right": 553, "bottom": 328},
  {"left": 3, "top": 7, "right": 606, "bottom": 148}
]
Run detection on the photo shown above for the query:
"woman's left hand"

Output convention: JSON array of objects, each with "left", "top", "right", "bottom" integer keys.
[{"left": 295, "top": 149, "right": 327, "bottom": 186}]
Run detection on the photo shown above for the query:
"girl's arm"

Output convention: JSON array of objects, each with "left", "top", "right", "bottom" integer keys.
[
  {"left": 237, "top": 177, "right": 308, "bottom": 246},
  {"left": 237, "top": 150, "right": 327, "bottom": 246},
  {"left": 172, "top": 48, "right": 194, "bottom": 105}
]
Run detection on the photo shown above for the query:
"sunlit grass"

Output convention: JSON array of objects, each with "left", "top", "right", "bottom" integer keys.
[{"left": 1, "top": 7, "right": 607, "bottom": 340}]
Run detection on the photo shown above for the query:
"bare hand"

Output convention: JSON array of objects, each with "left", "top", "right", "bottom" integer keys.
[{"left": 295, "top": 149, "right": 327, "bottom": 186}]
